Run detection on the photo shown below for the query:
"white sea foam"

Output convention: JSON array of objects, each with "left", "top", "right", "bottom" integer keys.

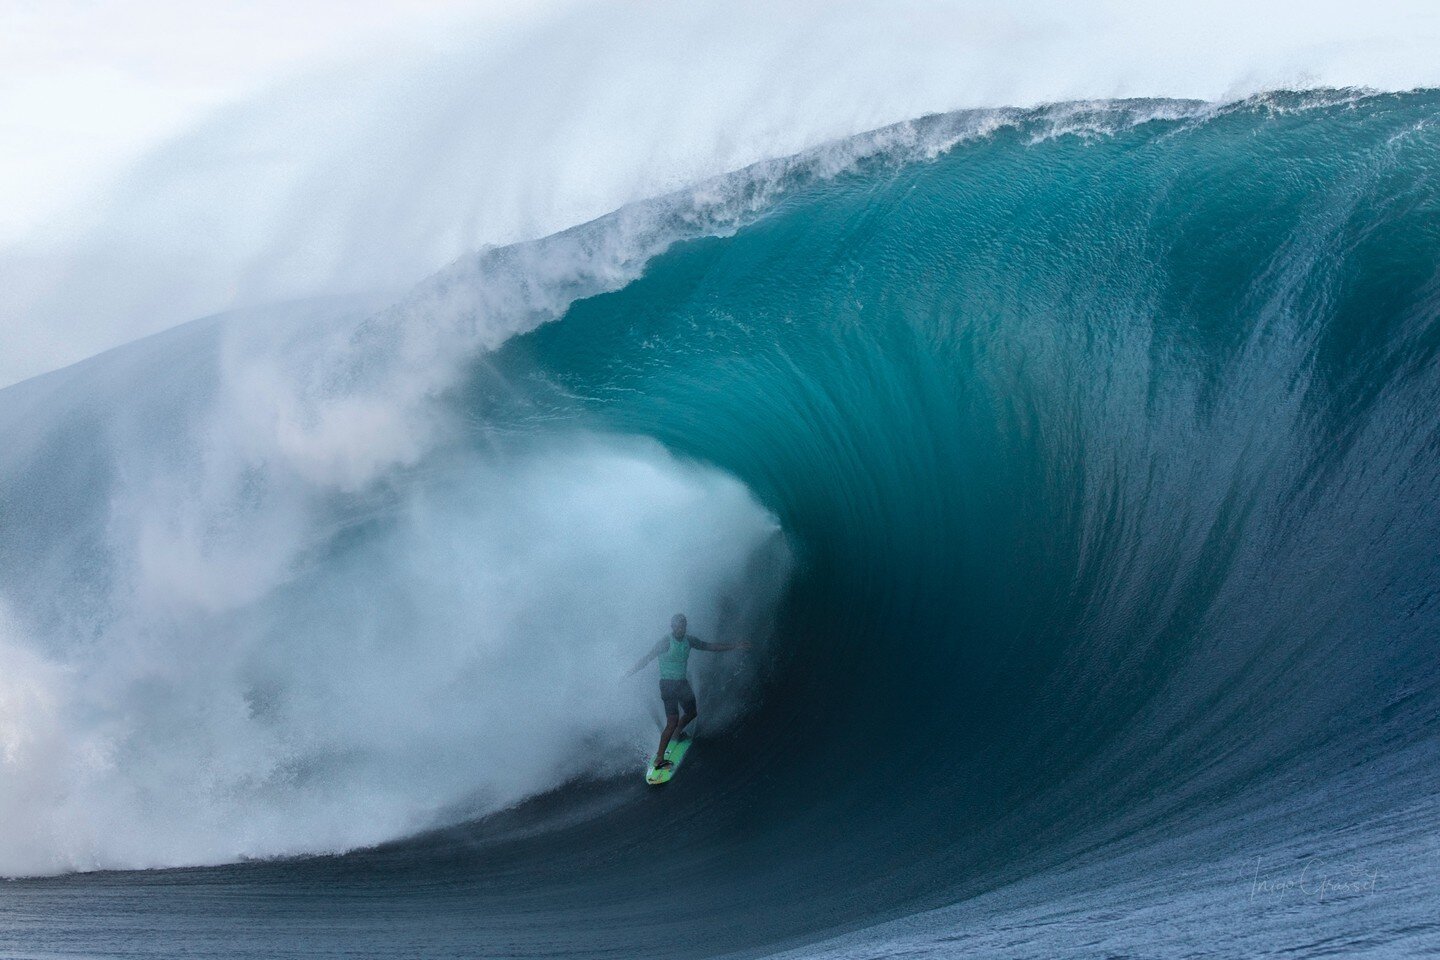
[
  {"left": 0, "top": 151, "right": 800, "bottom": 873},
  {"left": 1, "top": 402, "right": 785, "bottom": 874}
]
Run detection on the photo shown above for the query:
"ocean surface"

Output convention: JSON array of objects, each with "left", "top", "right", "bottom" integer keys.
[{"left": 3, "top": 91, "right": 1440, "bottom": 957}]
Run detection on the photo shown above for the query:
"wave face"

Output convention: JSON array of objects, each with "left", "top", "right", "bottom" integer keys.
[{"left": 4, "top": 92, "right": 1440, "bottom": 956}]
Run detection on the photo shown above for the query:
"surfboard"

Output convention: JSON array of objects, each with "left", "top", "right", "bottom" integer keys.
[{"left": 645, "top": 734, "right": 692, "bottom": 785}]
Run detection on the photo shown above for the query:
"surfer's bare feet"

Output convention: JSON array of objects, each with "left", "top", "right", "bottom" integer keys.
[{"left": 653, "top": 758, "right": 673, "bottom": 771}]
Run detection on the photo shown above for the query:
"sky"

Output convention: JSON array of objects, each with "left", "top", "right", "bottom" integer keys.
[{"left": 0, "top": 0, "right": 500, "bottom": 243}]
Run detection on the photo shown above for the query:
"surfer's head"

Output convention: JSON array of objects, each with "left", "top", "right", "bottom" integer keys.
[{"left": 671, "top": 613, "right": 687, "bottom": 638}]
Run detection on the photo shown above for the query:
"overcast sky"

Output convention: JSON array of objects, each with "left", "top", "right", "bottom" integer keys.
[{"left": 0, "top": 1, "right": 502, "bottom": 243}]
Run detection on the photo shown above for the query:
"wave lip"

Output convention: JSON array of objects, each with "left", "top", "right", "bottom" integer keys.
[{"left": 10, "top": 0, "right": 1440, "bottom": 387}]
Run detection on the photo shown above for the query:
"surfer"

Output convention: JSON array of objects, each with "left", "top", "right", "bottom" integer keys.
[{"left": 626, "top": 614, "right": 751, "bottom": 772}]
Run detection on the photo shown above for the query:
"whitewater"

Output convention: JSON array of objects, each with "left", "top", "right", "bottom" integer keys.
[{"left": 3, "top": 2, "right": 1440, "bottom": 958}]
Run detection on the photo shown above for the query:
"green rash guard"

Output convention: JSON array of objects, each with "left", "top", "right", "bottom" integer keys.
[{"left": 657, "top": 634, "right": 697, "bottom": 680}]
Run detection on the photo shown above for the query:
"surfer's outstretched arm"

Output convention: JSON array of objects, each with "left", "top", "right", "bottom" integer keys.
[{"left": 624, "top": 639, "right": 667, "bottom": 678}]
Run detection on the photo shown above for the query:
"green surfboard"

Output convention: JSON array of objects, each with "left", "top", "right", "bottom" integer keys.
[{"left": 645, "top": 734, "right": 693, "bottom": 785}]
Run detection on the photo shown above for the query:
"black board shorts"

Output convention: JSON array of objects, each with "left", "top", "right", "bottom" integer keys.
[{"left": 659, "top": 679, "right": 697, "bottom": 717}]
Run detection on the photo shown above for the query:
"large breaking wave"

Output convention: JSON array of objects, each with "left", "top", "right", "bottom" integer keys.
[{"left": 3, "top": 85, "right": 1440, "bottom": 956}]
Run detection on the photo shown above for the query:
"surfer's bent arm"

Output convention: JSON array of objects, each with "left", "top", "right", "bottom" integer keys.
[{"left": 624, "top": 639, "right": 668, "bottom": 677}]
